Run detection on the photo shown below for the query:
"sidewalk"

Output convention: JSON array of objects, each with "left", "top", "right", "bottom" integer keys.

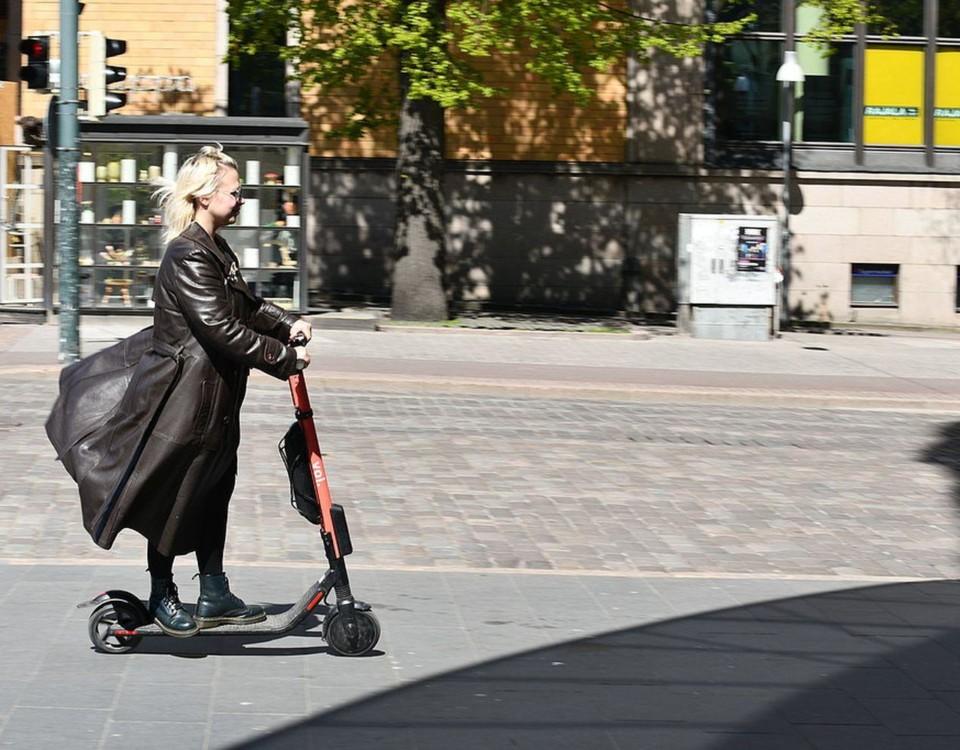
[
  {"left": 5, "top": 315, "right": 960, "bottom": 409},
  {"left": 4, "top": 562, "right": 958, "bottom": 750},
  {"left": 6, "top": 317, "right": 960, "bottom": 748}
]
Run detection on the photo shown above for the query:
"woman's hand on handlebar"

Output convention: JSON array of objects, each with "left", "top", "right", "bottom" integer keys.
[
  {"left": 294, "top": 346, "right": 310, "bottom": 370},
  {"left": 289, "top": 319, "right": 312, "bottom": 346}
]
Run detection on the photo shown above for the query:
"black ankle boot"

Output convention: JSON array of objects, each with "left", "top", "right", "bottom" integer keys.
[
  {"left": 148, "top": 576, "right": 199, "bottom": 638},
  {"left": 195, "top": 573, "right": 266, "bottom": 629}
]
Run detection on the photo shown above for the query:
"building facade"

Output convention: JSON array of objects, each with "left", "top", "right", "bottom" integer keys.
[{"left": 2, "top": 0, "right": 959, "bottom": 325}]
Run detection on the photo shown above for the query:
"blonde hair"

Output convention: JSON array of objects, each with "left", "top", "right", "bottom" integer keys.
[{"left": 152, "top": 144, "right": 239, "bottom": 245}]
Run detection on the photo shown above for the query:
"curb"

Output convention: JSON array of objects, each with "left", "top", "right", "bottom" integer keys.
[
  {"left": 0, "top": 557, "right": 937, "bottom": 583},
  {"left": 6, "top": 363, "right": 960, "bottom": 410},
  {"left": 379, "top": 323, "right": 655, "bottom": 339}
]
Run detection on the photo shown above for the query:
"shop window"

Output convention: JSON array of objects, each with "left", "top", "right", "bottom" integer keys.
[
  {"left": 868, "top": 0, "right": 925, "bottom": 36},
  {"left": 935, "top": 49, "right": 960, "bottom": 146},
  {"left": 956, "top": 267, "right": 960, "bottom": 311},
  {"left": 714, "top": 39, "right": 783, "bottom": 141},
  {"left": 851, "top": 264, "right": 899, "bottom": 307},
  {"left": 863, "top": 46, "right": 925, "bottom": 146},
  {"left": 228, "top": 28, "right": 287, "bottom": 117},
  {"left": 717, "top": 0, "right": 783, "bottom": 32}
]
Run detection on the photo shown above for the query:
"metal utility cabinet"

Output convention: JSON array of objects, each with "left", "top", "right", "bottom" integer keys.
[{"left": 676, "top": 214, "right": 781, "bottom": 341}]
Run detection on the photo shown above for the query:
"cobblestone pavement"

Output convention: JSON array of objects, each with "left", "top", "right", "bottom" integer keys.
[
  {"left": 5, "top": 374, "right": 960, "bottom": 580},
  {"left": 8, "top": 327, "right": 960, "bottom": 749}
]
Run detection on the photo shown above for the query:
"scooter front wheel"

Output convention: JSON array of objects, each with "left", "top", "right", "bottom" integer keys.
[
  {"left": 324, "top": 610, "right": 381, "bottom": 656},
  {"left": 88, "top": 601, "right": 144, "bottom": 654}
]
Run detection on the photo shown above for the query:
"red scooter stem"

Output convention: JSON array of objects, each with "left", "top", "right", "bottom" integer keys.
[{"left": 288, "top": 372, "right": 343, "bottom": 559}]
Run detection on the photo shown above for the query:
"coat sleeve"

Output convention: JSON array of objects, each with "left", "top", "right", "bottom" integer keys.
[
  {"left": 174, "top": 249, "right": 299, "bottom": 379},
  {"left": 249, "top": 298, "right": 299, "bottom": 341}
]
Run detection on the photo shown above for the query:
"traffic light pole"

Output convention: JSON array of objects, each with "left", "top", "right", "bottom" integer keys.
[{"left": 57, "top": 0, "right": 80, "bottom": 361}]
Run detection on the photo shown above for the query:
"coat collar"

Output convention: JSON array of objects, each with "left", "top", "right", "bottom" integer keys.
[{"left": 182, "top": 222, "right": 239, "bottom": 275}]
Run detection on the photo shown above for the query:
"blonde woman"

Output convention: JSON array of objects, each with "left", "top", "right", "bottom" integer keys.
[{"left": 50, "top": 145, "right": 312, "bottom": 637}]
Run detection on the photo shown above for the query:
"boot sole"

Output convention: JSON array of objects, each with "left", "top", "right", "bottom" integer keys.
[
  {"left": 153, "top": 618, "right": 200, "bottom": 638},
  {"left": 195, "top": 612, "right": 268, "bottom": 629}
]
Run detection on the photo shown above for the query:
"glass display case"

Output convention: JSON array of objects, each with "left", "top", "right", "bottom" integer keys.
[
  {"left": 0, "top": 147, "right": 45, "bottom": 306},
  {"left": 68, "top": 116, "right": 309, "bottom": 312}
]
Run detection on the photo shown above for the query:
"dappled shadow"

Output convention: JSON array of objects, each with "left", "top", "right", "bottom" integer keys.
[
  {"left": 307, "top": 38, "right": 787, "bottom": 315},
  {"left": 231, "top": 580, "right": 960, "bottom": 749},
  {"left": 444, "top": 53, "right": 625, "bottom": 163},
  {"left": 311, "top": 164, "right": 783, "bottom": 316}
]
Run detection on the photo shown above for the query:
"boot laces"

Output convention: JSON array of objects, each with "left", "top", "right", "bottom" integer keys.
[{"left": 160, "top": 582, "right": 183, "bottom": 613}]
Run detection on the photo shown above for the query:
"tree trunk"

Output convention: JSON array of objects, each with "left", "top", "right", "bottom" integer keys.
[{"left": 390, "top": 9, "right": 448, "bottom": 321}]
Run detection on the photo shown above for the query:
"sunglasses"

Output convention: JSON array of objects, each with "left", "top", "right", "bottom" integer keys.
[{"left": 221, "top": 187, "right": 244, "bottom": 202}]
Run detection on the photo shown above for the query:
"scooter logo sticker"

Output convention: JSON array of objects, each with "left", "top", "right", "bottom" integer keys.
[{"left": 311, "top": 459, "right": 327, "bottom": 485}]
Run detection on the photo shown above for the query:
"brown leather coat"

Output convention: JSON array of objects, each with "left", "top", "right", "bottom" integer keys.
[{"left": 46, "top": 222, "right": 299, "bottom": 553}]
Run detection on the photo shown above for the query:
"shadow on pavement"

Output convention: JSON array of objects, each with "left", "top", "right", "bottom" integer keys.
[
  {"left": 107, "top": 608, "right": 382, "bottom": 658},
  {"left": 226, "top": 580, "right": 960, "bottom": 750}
]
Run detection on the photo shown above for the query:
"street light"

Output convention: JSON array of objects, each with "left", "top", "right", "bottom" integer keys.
[{"left": 776, "top": 50, "right": 805, "bottom": 331}]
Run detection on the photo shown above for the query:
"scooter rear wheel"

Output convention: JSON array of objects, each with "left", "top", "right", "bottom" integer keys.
[
  {"left": 324, "top": 610, "right": 381, "bottom": 656},
  {"left": 88, "top": 601, "right": 144, "bottom": 654}
]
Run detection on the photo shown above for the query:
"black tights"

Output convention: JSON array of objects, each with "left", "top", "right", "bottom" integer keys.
[{"left": 146, "top": 519, "right": 228, "bottom": 579}]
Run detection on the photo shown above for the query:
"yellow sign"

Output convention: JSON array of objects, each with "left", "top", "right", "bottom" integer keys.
[
  {"left": 936, "top": 50, "right": 960, "bottom": 147},
  {"left": 864, "top": 47, "right": 924, "bottom": 146}
]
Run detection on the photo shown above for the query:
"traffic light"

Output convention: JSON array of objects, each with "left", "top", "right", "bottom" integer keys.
[
  {"left": 87, "top": 35, "right": 127, "bottom": 117},
  {"left": 19, "top": 36, "right": 50, "bottom": 90}
]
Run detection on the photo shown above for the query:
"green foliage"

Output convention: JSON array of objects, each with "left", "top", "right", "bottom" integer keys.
[
  {"left": 226, "top": 0, "right": 882, "bottom": 138},
  {"left": 800, "top": 0, "right": 896, "bottom": 47}
]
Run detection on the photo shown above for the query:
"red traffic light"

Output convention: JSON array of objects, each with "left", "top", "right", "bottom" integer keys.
[
  {"left": 19, "top": 36, "right": 49, "bottom": 62},
  {"left": 19, "top": 36, "right": 50, "bottom": 89}
]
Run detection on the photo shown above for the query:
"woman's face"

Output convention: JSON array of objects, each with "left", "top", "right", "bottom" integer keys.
[{"left": 200, "top": 167, "right": 243, "bottom": 230}]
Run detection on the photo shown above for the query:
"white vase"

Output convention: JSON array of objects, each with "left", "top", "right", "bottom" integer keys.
[
  {"left": 162, "top": 149, "right": 178, "bottom": 181},
  {"left": 122, "top": 200, "right": 136, "bottom": 225},
  {"left": 120, "top": 159, "right": 137, "bottom": 183},
  {"left": 78, "top": 162, "right": 96, "bottom": 182},
  {"left": 239, "top": 198, "right": 260, "bottom": 227}
]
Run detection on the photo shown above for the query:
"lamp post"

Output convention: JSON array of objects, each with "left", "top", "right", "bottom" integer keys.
[{"left": 775, "top": 50, "right": 805, "bottom": 331}]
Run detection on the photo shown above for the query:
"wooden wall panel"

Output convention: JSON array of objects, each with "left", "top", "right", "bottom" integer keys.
[{"left": 21, "top": 0, "right": 220, "bottom": 120}]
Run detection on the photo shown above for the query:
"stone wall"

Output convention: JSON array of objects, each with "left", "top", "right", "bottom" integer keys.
[{"left": 311, "top": 160, "right": 960, "bottom": 326}]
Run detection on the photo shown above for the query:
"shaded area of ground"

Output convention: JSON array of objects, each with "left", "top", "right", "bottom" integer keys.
[{"left": 237, "top": 580, "right": 960, "bottom": 750}]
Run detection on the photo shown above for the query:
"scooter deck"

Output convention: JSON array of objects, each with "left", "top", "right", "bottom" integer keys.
[{"left": 134, "top": 580, "right": 326, "bottom": 637}]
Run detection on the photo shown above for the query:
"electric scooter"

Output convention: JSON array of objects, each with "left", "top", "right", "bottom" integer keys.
[{"left": 79, "top": 352, "right": 381, "bottom": 657}]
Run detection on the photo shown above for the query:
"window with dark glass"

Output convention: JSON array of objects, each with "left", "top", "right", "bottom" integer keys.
[
  {"left": 714, "top": 39, "right": 783, "bottom": 141},
  {"left": 868, "top": 0, "right": 925, "bottom": 36},
  {"left": 0, "top": 0, "right": 7, "bottom": 81},
  {"left": 851, "top": 264, "right": 899, "bottom": 307},
  {"left": 955, "top": 267, "right": 960, "bottom": 310},
  {"left": 711, "top": 0, "right": 960, "bottom": 154},
  {"left": 717, "top": 0, "right": 783, "bottom": 32},
  {"left": 941, "top": 4, "right": 960, "bottom": 38},
  {"left": 228, "top": 28, "right": 287, "bottom": 118},
  {"left": 796, "top": 44, "right": 855, "bottom": 142}
]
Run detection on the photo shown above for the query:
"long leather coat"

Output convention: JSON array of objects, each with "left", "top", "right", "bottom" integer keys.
[{"left": 46, "top": 222, "right": 300, "bottom": 554}]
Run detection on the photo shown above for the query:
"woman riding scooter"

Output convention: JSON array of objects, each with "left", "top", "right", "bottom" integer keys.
[{"left": 48, "top": 145, "right": 312, "bottom": 637}]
